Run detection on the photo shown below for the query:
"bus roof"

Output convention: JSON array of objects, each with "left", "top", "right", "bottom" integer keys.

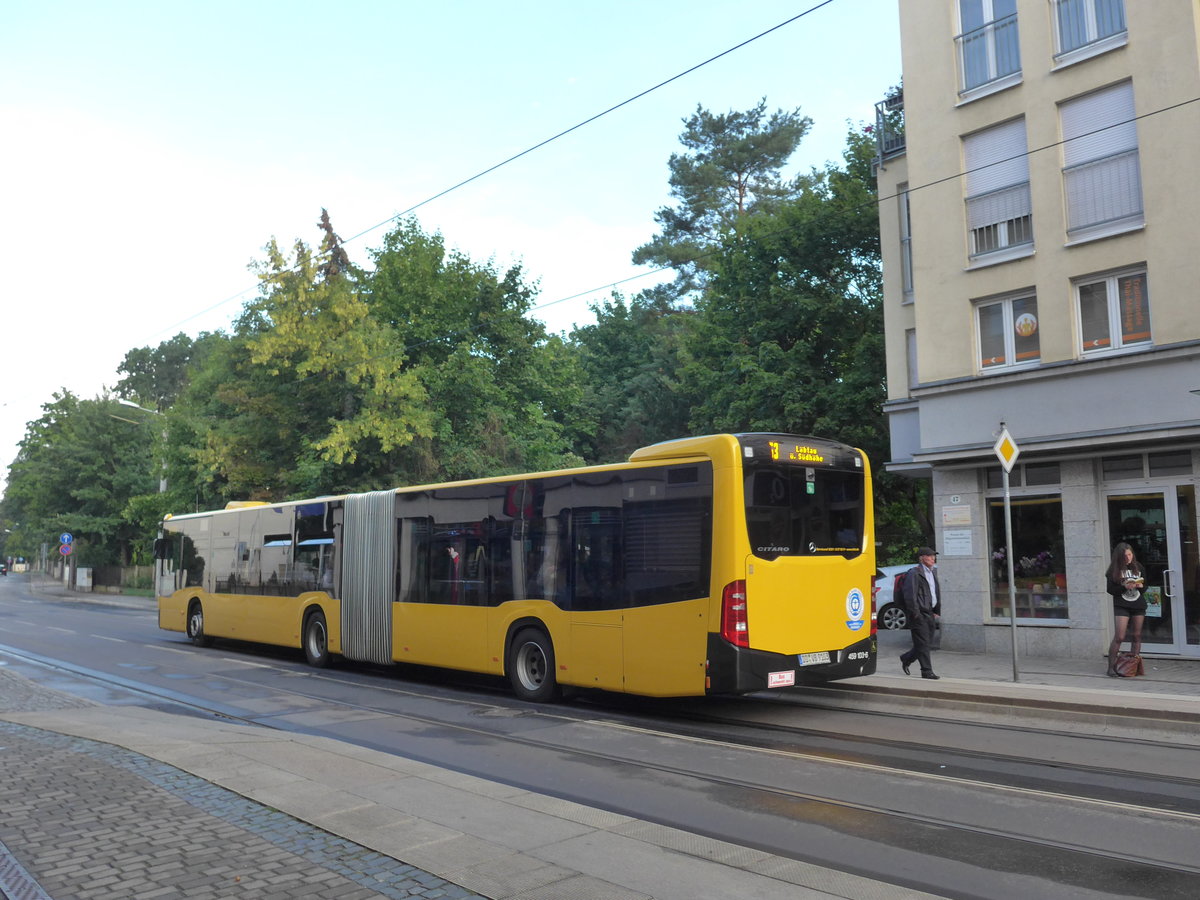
[{"left": 161, "top": 432, "right": 862, "bottom": 522}]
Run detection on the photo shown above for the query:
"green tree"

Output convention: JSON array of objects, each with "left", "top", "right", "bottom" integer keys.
[
  {"left": 239, "top": 220, "right": 433, "bottom": 472},
  {"left": 568, "top": 286, "right": 696, "bottom": 463},
  {"left": 368, "top": 218, "right": 585, "bottom": 482},
  {"left": 115, "top": 332, "right": 196, "bottom": 411},
  {"left": 2, "top": 392, "right": 159, "bottom": 565},
  {"left": 683, "top": 126, "right": 883, "bottom": 445},
  {"left": 632, "top": 99, "right": 812, "bottom": 295},
  {"left": 156, "top": 214, "right": 583, "bottom": 501},
  {"left": 680, "top": 125, "right": 928, "bottom": 554}
]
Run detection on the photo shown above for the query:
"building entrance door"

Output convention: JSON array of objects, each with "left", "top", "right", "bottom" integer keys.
[{"left": 1106, "top": 486, "right": 1199, "bottom": 656}]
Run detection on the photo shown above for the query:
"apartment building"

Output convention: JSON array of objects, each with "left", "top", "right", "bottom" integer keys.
[{"left": 875, "top": 1, "right": 1200, "bottom": 660}]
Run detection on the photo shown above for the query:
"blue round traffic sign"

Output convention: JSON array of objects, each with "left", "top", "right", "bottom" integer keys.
[{"left": 60, "top": 533, "right": 73, "bottom": 545}]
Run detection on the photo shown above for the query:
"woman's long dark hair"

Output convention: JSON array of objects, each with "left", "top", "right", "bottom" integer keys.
[{"left": 1108, "top": 542, "right": 1143, "bottom": 581}]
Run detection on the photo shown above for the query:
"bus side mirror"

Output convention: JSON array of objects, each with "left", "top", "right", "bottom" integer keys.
[{"left": 153, "top": 538, "right": 172, "bottom": 560}]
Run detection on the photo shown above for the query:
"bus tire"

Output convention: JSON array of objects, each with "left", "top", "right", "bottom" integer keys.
[
  {"left": 507, "top": 627, "right": 559, "bottom": 703},
  {"left": 303, "top": 610, "right": 331, "bottom": 668},
  {"left": 186, "top": 601, "right": 214, "bottom": 648}
]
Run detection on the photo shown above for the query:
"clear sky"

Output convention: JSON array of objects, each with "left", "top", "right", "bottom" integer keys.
[{"left": 0, "top": 0, "right": 900, "bottom": 489}]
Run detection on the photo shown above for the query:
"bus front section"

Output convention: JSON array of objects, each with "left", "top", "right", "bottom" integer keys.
[{"left": 707, "top": 434, "right": 877, "bottom": 694}]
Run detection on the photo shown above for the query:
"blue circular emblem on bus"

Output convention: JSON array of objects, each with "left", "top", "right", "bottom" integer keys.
[{"left": 846, "top": 588, "right": 865, "bottom": 631}]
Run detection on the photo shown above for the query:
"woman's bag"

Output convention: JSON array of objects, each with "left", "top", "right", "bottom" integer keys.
[{"left": 1114, "top": 652, "right": 1144, "bottom": 677}]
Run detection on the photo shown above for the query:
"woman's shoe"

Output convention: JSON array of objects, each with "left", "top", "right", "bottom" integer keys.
[{"left": 1106, "top": 668, "right": 1119, "bottom": 678}]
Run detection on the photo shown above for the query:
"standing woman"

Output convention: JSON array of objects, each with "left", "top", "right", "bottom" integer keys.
[{"left": 1105, "top": 542, "right": 1146, "bottom": 677}]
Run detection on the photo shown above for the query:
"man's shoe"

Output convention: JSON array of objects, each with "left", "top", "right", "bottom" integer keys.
[
  {"left": 921, "top": 672, "right": 940, "bottom": 680},
  {"left": 900, "top": 657, "right": 911, "bottom": 676}
]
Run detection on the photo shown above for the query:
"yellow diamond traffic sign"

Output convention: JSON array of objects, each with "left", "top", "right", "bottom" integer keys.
[{"left": 994, "top": 427, "right": 1020, "bottom": 473}]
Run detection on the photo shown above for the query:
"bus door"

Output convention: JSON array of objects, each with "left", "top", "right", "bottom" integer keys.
[
  {"left": 621, "top": 490, "right": 712, "bottom": 697},
  {"left": 569, "top": 506, "right": 624, "bottom": 691}
]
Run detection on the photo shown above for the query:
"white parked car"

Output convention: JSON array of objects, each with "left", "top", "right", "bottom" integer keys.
[{"left": 873, "top": 564, "right": 912, "bottom": 630}]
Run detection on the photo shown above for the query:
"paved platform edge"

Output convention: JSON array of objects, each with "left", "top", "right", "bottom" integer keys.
[{"left": 818, "top": 675, "right": 1200, "bottom": 715}]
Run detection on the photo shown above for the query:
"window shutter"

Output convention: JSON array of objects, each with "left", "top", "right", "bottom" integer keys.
[
  {"left": 965, "top": 118, "right": 1029, "bottom": 195},
  {"left": 968, "top": 183, "right": 1032, "bottom": 231},
  {"left": 1061, "top": 82, "right": 1136, "bottom": 166}
]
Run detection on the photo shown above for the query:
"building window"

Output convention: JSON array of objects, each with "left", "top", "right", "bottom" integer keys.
[
  {"left": 1024, "top": 463, "right": 1061, "bottom": 486},
  {"left": 957, "top": 0, "right": 1021, "bottom": 94},
  {"left": 898, "top": 184, "right": 914, "bottom": 300},
  {"left": 986, "top": 464, "right": 1059, "bottom": 489},
  {"left": 1102, "top": 455, "right": 1144, "bottom": 480},
  {"left": 1053, "top": 0, "right": 1126, "bottom": 58},
  {"left": 964, "top": 119, "right": 1032, "bottom": 260},
  {"left": 1061, "top": 82, "right": 1143, "bottom": 239},
  {"left": 988, "top": 494, "right": 1068, "bottom": 620},
  {"left": 1104, "top": 452, "right": 1194, "bottom": 480},
  {"left": 1148, "top": 451, "right": 1192, "bottom": 477},
  {"left": 987, "top": 467, "right": 1022, "bottom": 489},
  {"left": 977, "top": 293, "right": 1039, "bottom": 370},
  {"left": 905, "top": 328, "right": 918, "bottom": 391},
  {"left": 1076, "top": 269, "right": 1150, "bottom": 355}
]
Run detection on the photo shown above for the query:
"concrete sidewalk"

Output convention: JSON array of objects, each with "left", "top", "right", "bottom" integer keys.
[{"left": 3, "top": 581, "right": 1198, "bottom": 898}]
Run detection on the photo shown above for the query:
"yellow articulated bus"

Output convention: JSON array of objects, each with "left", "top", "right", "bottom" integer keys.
[{"left": 155, "top": 433, "right": 877, "bottom": 701}]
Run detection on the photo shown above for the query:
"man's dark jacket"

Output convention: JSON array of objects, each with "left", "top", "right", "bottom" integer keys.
[{"left": 902, "top": 565, "right": 941, "bottom": 620}]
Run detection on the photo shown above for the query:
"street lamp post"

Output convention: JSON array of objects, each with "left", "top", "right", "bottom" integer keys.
[{"left": 117, "top": 399, "right": 168, "bottom": 493}]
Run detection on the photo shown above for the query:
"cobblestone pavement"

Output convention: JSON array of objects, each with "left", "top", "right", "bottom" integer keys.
[{"left": 0, "top": 671, "right": 483, "bottom": 900}]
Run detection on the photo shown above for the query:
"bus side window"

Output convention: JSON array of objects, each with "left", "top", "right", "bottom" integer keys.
[
  {"left": 487, "top": 517, "right": 515, "bottom": 606},
  {"left": 572, "top": 508, "right": 623, "bottom": 612},
  {"left": 181, "top": 534, "right": 205, "bottom": 588},
  {"left": 524, "top": 513, "right": 568, "bottom": 606},
  {"left": 397, "top": 517, "right": 430, "bottom": 604},
  {"left": 624, "top": 497, "right": 710, "bottom": 606}
]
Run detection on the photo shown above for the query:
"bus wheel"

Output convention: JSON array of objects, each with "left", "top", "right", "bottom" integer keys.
[
  {"left": 507, "top": 628, "right": 560, "bottom": 703},
  {"left": 186, "top": 602, "right": 214, "bottom": 648},
  {"left": 303, "top": 610, "right": 331, "bottom": 668}
]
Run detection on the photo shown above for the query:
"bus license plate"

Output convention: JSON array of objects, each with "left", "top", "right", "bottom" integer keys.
[{"left": 798, "top": 651, "right": 830, "bottom": 666}]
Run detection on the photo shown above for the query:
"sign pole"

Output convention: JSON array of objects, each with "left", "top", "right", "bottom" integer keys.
[{"left": 994, "top": 424, "right": 1021, "bottom": 683}]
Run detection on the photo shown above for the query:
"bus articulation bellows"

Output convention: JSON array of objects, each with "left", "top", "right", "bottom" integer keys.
[{"left": 155, "top": 433, "right": 877, "bottom": 700}]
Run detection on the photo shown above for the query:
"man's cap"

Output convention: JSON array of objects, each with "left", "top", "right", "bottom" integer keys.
[{"left": 917, "top": 546, "right": 937, "bottom": 558}]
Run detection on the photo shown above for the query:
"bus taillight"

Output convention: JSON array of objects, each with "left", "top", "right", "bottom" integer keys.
[
  {"left": 721, "top": 580, "right": 749, "bottom": 648},
  {"left": 870, "top": 584, "right": 880, "bottom": 636}
]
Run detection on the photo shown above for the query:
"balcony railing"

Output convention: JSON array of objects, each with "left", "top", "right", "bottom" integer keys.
[
  {"left": 957, "top": 13, "right": 1021, "bottom": 94},
  {"left": 1064, "top": 149, "right": 1142, "bottom": 235},
  {"left": 874, "top": 93, "right": 905, "bottom": 160},
  {"left": 1053, "top": 0, "right": 1126, "bottom": 57},
  {"left": 967, "top": 181, "right": 1032, "bottom": 257}
]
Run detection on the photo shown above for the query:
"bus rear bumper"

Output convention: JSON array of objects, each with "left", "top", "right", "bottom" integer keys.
[{"left": 706, "top": 633, "right": 877, "bottom": 694}]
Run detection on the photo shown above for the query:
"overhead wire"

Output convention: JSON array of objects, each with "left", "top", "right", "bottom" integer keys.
[
  {"left": 163, "top": 92, "right": 1200, "bottom": 407},
  {"left": 139, "top": 5, "right": 1200, "bottom": 408},
  {"left": 544, "top": 91, "right": 1200, "bottom": 311},
  {"left": 148, "top": 1, "right": 838, "bottom": 339}
]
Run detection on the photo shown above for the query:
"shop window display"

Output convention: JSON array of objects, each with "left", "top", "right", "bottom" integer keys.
[{"left": 988, "top": 495, "right": 1068, "bottom": 619}]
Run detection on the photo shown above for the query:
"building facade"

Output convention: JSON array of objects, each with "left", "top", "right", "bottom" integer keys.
[{"left": 876, "top": 1, "right": 1200, "bottom": 660}]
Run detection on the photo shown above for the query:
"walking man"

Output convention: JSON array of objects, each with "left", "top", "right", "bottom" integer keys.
[{"left": 899, "top": 546, "right": 941, "bottom": 680}]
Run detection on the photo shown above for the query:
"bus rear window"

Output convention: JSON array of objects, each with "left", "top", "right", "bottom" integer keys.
[{"left": 744, "top": 464, "right": 864, "bottom": 559}]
